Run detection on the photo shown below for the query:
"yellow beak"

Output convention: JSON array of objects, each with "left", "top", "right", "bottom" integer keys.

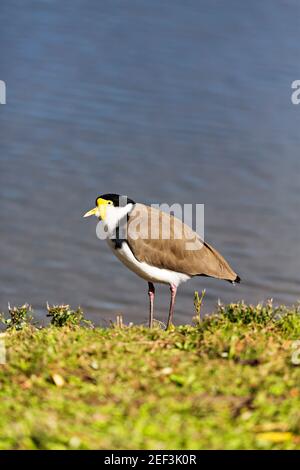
[
  {"left": 83, "top": 207, "right": 98, "bottom": 218},
  {"left": 83, "top": 199, "right": 109, "bottom": 220}
]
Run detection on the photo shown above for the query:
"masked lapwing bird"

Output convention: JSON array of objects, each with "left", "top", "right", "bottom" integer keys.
[{"left": 84, "top": 194, "right": 240, "bottom": 329}]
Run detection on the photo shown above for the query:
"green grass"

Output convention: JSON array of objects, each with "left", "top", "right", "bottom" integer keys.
[{"left": 1, "top": 301, "right": 300, "bottom": 449}]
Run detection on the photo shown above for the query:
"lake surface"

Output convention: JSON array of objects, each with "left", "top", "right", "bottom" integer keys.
[{"left": 1, "top": 0, "right": 300, "bottom": 325}]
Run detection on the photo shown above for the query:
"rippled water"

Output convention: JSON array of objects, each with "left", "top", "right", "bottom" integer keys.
[{"left": 1, "top": 0, "right": 300, "bottom": 325}]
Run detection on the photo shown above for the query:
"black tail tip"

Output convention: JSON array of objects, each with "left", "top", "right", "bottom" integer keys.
[{"left": 235, "top": 275, "right": 241, "bottom": 284}]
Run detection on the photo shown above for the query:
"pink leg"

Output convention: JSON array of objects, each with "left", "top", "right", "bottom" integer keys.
[
  {"left": 148, "top": 282, "right": 155, "bottom": 328},
  {"left": 166, "top": 284, "right": 177, "bottom": 330}
]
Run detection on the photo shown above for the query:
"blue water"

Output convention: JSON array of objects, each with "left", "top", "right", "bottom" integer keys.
[{"left": 1, "top": 0, "right": 300, "bottom": 325}]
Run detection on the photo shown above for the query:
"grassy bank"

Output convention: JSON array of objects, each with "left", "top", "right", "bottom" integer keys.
[{"left": 1, "top": 301, "right": 300, "bottom": 449}]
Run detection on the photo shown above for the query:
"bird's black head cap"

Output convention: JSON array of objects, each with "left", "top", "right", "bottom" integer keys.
[{"left": 96, "top": 194, "right": 135, "bottom": 207}]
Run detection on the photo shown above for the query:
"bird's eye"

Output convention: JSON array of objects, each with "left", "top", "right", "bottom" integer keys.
[{"left": 108, "top": 201, "right": 113, "bottom": 205}]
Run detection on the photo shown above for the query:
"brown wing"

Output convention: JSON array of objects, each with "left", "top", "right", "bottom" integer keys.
[{"left": 126, "top": 203, "right": 238, "bottom": 281}]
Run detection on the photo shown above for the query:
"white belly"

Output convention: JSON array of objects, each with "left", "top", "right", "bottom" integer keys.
[{"left": 107, "top": 240, "right": 191, "bottom": 286}]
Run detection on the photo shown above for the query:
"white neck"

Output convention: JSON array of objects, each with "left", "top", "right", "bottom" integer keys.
[{"left": 103, "top": 203, "right": 134, "bottom": 237}]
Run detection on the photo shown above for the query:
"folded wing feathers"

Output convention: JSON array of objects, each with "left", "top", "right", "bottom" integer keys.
[{"left": 126, "top": 204, "right": 238, "bottom": 281}]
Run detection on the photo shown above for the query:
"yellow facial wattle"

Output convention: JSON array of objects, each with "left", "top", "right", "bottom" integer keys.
[{"left": 83, "top": 198, "right": 113, "bottom": 220}]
